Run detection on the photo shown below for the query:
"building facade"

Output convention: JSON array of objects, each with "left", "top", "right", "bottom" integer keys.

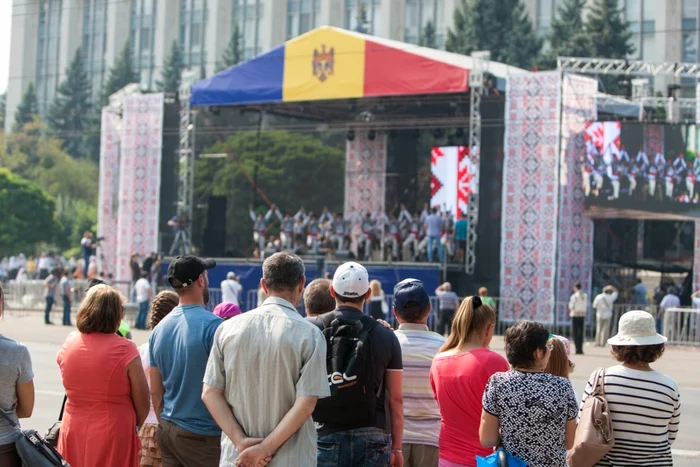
[{"left": 5, "top": 0, "right": 697, "bottom": 132}]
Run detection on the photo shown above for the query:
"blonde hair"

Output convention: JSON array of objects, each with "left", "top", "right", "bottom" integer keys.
[
  {"left": 149, "top": 291, "right": 180, "bottom": 329},
  {"left": 545, "top": 338, "right": 572, "bottom": 379},
  {"left": 439, "top": 296, "right": 495, "bottom": 353},
  {"left": 370, "top": 280, "right": 382, "bottom": 297},
  {"left": 76, "top": 284, "right": 124, "bottom": 334}
]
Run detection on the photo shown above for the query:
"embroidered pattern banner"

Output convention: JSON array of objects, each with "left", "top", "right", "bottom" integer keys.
[
  {"left": 557, "top": 75, "right": 597, "bottom": 323},
  {"left": 96, "top": 107, "right": 122, "bottom": 277},
  {"left": 344, "top": 130, "right": 387, "bottom": 216},
  {"left": 115, "top": 94, "right": 164, "bottom": 282},
  {"left": 695, "top": 221, "right": 700, "bottom": 292},
  {"left": 500, "top": 72, "right": 562, "bottom": 323},
  {"left": 431, "top": 146, "right": 479, "bottom": 219}
]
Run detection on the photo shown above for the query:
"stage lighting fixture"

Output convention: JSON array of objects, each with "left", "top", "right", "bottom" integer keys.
[
  {"left": 368, "top": 129, "right": 376, "bottom": 141},
  {"left": 347, "top": 130, "right": 355, "bottom": 141}
]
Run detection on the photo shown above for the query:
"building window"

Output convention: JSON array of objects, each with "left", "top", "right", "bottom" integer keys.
[
  {"left": 344, "top": 0, "right": 382, "bottom": 36},
  {"left": 232, "top": 0, "right": 263, "bottom": 60},
  {"left": 35, "top": 0, "right": 63, "bottom": 114},
  {"left": 683, "top": 0, "right": 699, "bottom": 63},
  {"left": 286, "top": 0, "right": 321, "bottom": 40},
  {"left": 129, "top": 0, "right": 157, "bottom": 91},
  {"left": 404, "top": 0, "right": 445, "bottom": 47},
  {"left": 623, "top": 0, "right": 655, "bottom": 60},
  {"left": 180, "top": 0, "right": 208, "bottom": 70}
]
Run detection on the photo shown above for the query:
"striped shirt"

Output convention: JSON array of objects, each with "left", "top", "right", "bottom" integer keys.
[
  {"left": 436, "top": 290, "right": 460, "bottom": 311},
  {"left": 394, "top": 323, "right": 446, "bottom": 447},
  {"left": 580, "top": 365, "right": 681, "bottom": 467}
]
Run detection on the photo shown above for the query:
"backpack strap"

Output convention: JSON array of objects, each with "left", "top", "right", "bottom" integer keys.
[{"left": 0, "top": 409, "right": 19, "bottom": 428}]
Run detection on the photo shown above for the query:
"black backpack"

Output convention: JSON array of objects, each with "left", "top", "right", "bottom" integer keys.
[{"left": 313, "top": 311, "right": 379, "bottom": 427}]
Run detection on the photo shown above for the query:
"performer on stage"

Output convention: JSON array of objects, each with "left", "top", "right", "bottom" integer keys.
[
  {"left": 331, "top": 213, "right": 348, "bottom": 251},
  {"left": 619, "top": 146, "right": 637, "bottom": 196},
  {"left": 383, "top": 213, "right": 402, "bottom": 261},
  {"left": 672, "top": 152, "right": 689, "bottom": 200},
  {"left": 293, "top": 213, "right": 306, "bottom": 249},
  {"left": 303, "top": 212, "right": 322, "bottom": 253},
  {"left": 402, "top": 212, "right": 423, "bottom": 262},
  {"left": 664, "top": 165, "right": 675, "bottom": 199},
  {"left": 249, "top": 204, "right": 274, "bottom": 257},
  {"left": 276, "top": 207, "right": 302, "bottom": 250},
  {"left": 359, "top": 212, "right": 376, "bottom": 261},
  {"left": 693, "top": 155, "right": 700, "bottom": 202}
]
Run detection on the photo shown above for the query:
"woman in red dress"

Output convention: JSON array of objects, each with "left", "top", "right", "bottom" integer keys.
[{"left": 57, "top": 284, "right": 149, "bottom": 467}]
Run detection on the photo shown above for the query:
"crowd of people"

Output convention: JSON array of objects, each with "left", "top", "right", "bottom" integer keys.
[
  {"left": 584, "top": 143, "right": 700, "bottom": 202},
  {"left": 249, "top": 203, "right": 468, "bottom": 264},
  {"left": 0, "top": 252, "right": 683, "bottom": 467}
]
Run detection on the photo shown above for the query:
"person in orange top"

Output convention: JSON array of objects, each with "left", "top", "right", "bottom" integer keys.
[{"left": 56, "top": 284, "right": 150, "bottom": 467}]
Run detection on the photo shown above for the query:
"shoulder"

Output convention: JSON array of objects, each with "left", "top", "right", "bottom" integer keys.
[
  {"left": 482, "top": 349, "right": 509, "bottom": 368},
  {"left": 0, "top": 335, "right": 30, "bottom": 358}
]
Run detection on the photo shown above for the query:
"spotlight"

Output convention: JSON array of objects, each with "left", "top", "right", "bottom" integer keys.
[
  {"left": 368, "top": 129, "right": 376, "bottom": 141},
  {"left": 347, "top": 130, "right": 355, "bottom": 141}
]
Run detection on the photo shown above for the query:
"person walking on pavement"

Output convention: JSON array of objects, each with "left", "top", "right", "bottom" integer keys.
[
  {"left": 59, "top": 270, "right": 73, "bottom": 326},
  {"left": 592, "top": 285, "right": 618, "bottom": 346},
  {"left": 134, "top": 272, "right": 152, "bottom": 330},
  {"left": 43, "top": 269, "right": 59, "bottom": 325},
  {"left": 568, "top": 283, "right": 588, "bottom": 355},
  {"left": 435, "top": 282, "right": 460, "bottom": 336}
]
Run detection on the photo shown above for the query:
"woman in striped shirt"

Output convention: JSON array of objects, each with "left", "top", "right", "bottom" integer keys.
[{"left": 581, "top": 310, "right": 681, "bottom": 467}]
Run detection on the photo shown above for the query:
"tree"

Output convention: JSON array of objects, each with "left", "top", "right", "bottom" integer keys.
[
  {"left": 445, "top": 0, "right": 541, "bottom": 69},
  {"left": 216, "top": 24, "right": 243, "bottom": 72},
  {"left": 0, "top": 93, "right": 5, "bottom": 130},
  {"left": 100, "top": 41, "right": 140, "bottom": 106},
  {"left": 157, "top": 41, "right": 185, "bottom": 94},
  {"left": 13, "top": 83, "right": 39, "bottom": 131},
  {"left": 0, "top": 168, "right": 59, "bottom": 253},
  {"left": 586, "top": 0, "right": 634, "bottom": 59},
  {"left": 47, "top": 48, "right": 92, "bottom": 159},
  {"left": 419, "top": 21, "right": 437, "bottom": 48},
  {"left": 540, "top": 0, "right": 592, "bottom": 69}
]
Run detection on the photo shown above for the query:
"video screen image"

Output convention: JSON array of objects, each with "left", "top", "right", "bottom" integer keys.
[{"left": 583, "top": 122, "right": 700, "bottom": 220}]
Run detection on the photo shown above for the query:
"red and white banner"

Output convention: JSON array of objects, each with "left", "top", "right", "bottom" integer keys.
[
  {"left": 430, "top": 145, "right": 478, "bottom": 219},
  {"left": 344, "top": 130, "right": 387, "bottom": 216},
  {"left": 96, "top": 107, "right": 122, "bottom": 278},
  {"left": 584, "top": 121, "right": 621, "bottom": 162}
]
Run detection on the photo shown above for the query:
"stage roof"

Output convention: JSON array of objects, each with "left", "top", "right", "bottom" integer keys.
[{"left": 191, "top": 26, "right": 526, "bottom": 107}]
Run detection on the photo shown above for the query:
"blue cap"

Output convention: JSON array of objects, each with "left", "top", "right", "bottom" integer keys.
[{"left": 393, "top": 278, "right": 430, "bottom": 311}]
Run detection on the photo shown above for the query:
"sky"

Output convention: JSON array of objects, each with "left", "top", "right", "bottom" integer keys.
[{"left": 0, "top": 1, "right": 11, "bottom": 94}]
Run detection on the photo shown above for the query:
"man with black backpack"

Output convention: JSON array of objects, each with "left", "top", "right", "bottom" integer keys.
[{"left": 308, "top": 261, "right": 404, "bottom": 467}]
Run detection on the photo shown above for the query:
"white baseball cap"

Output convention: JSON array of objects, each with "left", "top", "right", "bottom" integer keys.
[{"left": 332, "top": 262, "right": 369, "bottom": 298}]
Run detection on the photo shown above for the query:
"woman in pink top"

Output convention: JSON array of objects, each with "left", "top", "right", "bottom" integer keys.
[
  {"left": 57, "top": 285, "right": 150, "bottom": 467},
  {"left": 430, "top": 296, "right": 509, "bottom": 467}
]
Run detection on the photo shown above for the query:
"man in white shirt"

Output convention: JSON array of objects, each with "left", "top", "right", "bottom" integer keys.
[
  {"left": 658, "top": 287, "right": 681, "bottom": 334},
  {"left": 59, "top": 271, "right": 72, "bottom": 326},
  {"left": 135, "top": 272, "right": 152, "bottom": 330},
  {"left": 568, "top": 283, "right": 588, "bottom": 355},
  {"left": 220, "top": 272, "right": 243, "bottom": 307},
  {"left": 592, "top": 285, "right": 618, "bottom": 346}
]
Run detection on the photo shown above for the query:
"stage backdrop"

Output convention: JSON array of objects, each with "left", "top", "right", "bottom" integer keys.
[
  {"left": 115, "top": 94, "right": 164, "bottom": 282},
  {"left": 556, "top": 75, "right": 597, "bottom": 323},
  {"left": 96, "top": 107, "right": 122, "bottom": 277},
  {"left": 431, "top": 146, "right": 479, "bottom": 218},
  {"left": 500, "top": 71, "right": 562, "bottom": 323},
  {"left": 344, "top": 129, "right": 387, "bottom": 216}
]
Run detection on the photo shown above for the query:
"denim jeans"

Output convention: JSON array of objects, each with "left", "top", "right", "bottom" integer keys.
[
  {"left": 44, "top": 296, "right": 54, "bottom": 323},
  {"left": 136, "top": 301, "right": 149, "bottom": 330},
  {"left": 317, "top": 427, "right": 391, "bottom": 467},
  {"left": 427, "top": 236, "right": 444, "bottom": 263},
  {"left": 62, "top": 295, "right": 71, "bottom": 325}
]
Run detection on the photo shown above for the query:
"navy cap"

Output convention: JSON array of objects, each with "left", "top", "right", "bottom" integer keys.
[
  {"left": 393, "top": 278, "right": 430, "bottom": 311},
  {"left": 167, "top": 255, "right": 216, "bottom": 289}
]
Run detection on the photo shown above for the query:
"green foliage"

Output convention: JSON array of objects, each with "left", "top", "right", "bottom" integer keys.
[
  {"left": 157, "top": 41, "right": 185, "bottom": 94},
  {"left": 55, "top": 195, "right": 97, "bottom": 250},
  {"left": 540, "top": 0, "right": 592, "bottom": 69},
  {"left": 13, "top": 83, "right": 39, "bottom": 132},
  {"left": 586, "top": 0, "right": 634, "bottom": 59},
  {"left": 0, "top": 93, "right": 5, "bottom": 130},
  {"left": 194, "top": 131, "right": 345, "bottom": 255},
  {"left": 446, "top": 0, "right": 541, "bottom": 69},
  {"left": 216, "top": 25, "right": 243, "bottom": 72},
  {"left": 47, "top": 48, "right": 94, "bottom": 160},
  {"left": 0, "top": 168, "right": 59, "bottom": 253},
  {"left": 100, "top": 41, "right": 140, "bottom": 106},
  {"left": 419, "top": 21, "right": 437, "bottom": 48}
]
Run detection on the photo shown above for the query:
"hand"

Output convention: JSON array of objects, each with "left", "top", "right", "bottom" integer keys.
[
  {"left": 376, "top": 319, "right": 392, "bottom": 330},
  {"left": 390, "top": 451, "right": 404, "bottom": 467},
  {"left": 235, "top": 444, "right": 272, "bottom": 467},
  {"left": 235, "top": 437, "right": 264, "bottom": 454},
  {"left": 270, "top": 203, "right": 276, "bottom": 209}
]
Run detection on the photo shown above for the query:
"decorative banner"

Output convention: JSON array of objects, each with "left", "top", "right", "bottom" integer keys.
[
  {"left": 695, "top": 220, "right": 700, "bottom": 292},
  {"left": 696, "top": 83, "right": 700, "bottom": 124},
  {"left": 344, "top": 130, "right": 387, "bottom": 217},
  {"left": 431, "top": 146, "right": 479, "bottom": 219},
  {"left": 96, "top": 107, "right": 122, "bottom": 278},
  {"left": 584, "top": 121, "right": 621, "bottom": 164},
  {"left": 500, "top": 71, "right": 562, "bottom": 323},
  {"left": 557, "top": 75, "right": 597, "bottom": 324},
  {"left": 115, "top": 94, "right": 164, "bottom": 283},
  {"left": 644, "top": 124, "right": 664, "bottom": 156}
]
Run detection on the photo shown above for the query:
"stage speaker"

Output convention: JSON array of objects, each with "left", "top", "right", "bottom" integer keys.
[{"left": 202, "top": 196, "right": 227, "bottom": 257}]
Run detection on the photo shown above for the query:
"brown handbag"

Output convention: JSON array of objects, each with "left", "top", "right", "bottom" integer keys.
[
  {"left": 44, "top": 395, "right": 66, "bottom": 447},
  {"left": 567, "top": 368, "right": 615, "bottom": 467}
]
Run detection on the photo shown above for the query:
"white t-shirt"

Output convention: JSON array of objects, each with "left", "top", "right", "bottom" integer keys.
[
  {"left": 220, "top": 279, "right": 242, "bottom": 306},
  {"left": 134, "top": 278, "right": 151, "bottom": 303},
  {"left": 138, "top": 343, "right": 158, "bottom": 425},
  {"left": 592, "top": 292, "right": 618, "bottom": 320}
]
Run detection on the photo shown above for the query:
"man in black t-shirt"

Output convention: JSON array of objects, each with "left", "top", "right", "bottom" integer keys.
[{"left": 308, "top": 262, "right": 404, "bottom": 467}]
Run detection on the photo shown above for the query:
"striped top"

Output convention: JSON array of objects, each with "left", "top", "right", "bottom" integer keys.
[
  {"left": 394, "top": 323, "right": 446, "bottom": 447},
  {"left": 580, "top": 365, "right": 681, "bottom": 467}
]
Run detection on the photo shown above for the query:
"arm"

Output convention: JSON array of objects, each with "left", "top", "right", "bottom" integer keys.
[
  {"left": 264, "top": 207, "right": 274, "bottom": 221},
  {"left": 275, "top": 209, "right": 283, "bottom": 222},
  {"left": 565, "top": 418, "right": 577, "bottom": 450},
  {"left": 385, "top": 370, "right": 404, "bottom": 467},
  {"left": 691, "top": 290, "right": 700, "bottom": 299},
  {"left": 148, "top": 366, "right": 165, "bottom": 423},
  {"left": 15, "top": 380, "right": 35, "bottom": 418},
  {"left": 249, "top": 208, "right": 256, "bottom": 222},
  {"left": 202, "top": 385, "right": 265, "bottom": 455},
  {"left": 479, "top": 410, "right": 500, "bottom": 448},
  {"left": 669, "top": 390, "right": 681, "bottom": 445},
  {"left": 569, "top": 294, "right": 576, "bottom": 312},
  {"left": 126, "top": 357, "right": 150, "bottom": 427}
]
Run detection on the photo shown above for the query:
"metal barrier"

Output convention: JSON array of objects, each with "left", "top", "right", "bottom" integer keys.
[{"left": 664, "top": 308, "right": 700, "bottom": 346}]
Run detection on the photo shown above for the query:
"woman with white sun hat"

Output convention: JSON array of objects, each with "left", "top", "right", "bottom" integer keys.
[{"left": 579, "top": 310, "right": 681, "bottom": 467}]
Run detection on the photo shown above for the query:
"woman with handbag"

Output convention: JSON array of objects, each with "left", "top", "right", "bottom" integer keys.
[
  {"left": 479, "top": 320, "right": 578, "bottom": 467},
  {"left": 57, "top": 284, "right": 150, "bottom": 467},
  {"left": 579, "top": 310, "right": 681, "bottom": 467},
  {"left": 0, "top": 284, "right": 35, "bottom": 467}
]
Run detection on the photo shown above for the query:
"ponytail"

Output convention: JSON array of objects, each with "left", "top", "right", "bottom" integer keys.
[{"left": 439, "top": 295, "right": 495, "bottom": 353}]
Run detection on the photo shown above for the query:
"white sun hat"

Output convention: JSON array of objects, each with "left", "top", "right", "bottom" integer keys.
[{"left": 607, "top": 310, "right": 667, "bottom": 346}]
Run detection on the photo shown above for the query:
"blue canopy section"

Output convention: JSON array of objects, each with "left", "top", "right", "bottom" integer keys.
[{"left": 191, "top": 45, "right": 285, "bottom": 107}]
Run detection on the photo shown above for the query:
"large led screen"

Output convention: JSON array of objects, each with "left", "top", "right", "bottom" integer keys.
[{"left": 583, "top": 122, "right": 700, "bottom": 220}]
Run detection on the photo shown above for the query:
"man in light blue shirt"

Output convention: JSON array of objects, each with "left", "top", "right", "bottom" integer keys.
[
  {"left": 149, "top": 255, "right": 223, "bottom": 466},
  {"left": 633, "top": 278, "right": 648, "bottom": 305},
  {"left": 424, "top": 207, "right": 444, "bottom": 263}
]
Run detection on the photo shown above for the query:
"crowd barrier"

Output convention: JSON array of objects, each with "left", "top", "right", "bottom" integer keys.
[{"left": 664, "top": 308, "right": 700, "bottom": 347}]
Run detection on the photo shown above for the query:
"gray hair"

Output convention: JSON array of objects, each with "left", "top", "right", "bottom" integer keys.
[
  {"left": 262, "top": 252, "right": 305, "bottom": 292},
  {"left": 227, "top": 271, "right": 235, "bottom": 280}
]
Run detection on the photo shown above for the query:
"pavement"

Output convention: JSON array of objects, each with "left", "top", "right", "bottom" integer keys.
[{"left": 2, "top": 312, "right": 700, "bottom": 466}]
